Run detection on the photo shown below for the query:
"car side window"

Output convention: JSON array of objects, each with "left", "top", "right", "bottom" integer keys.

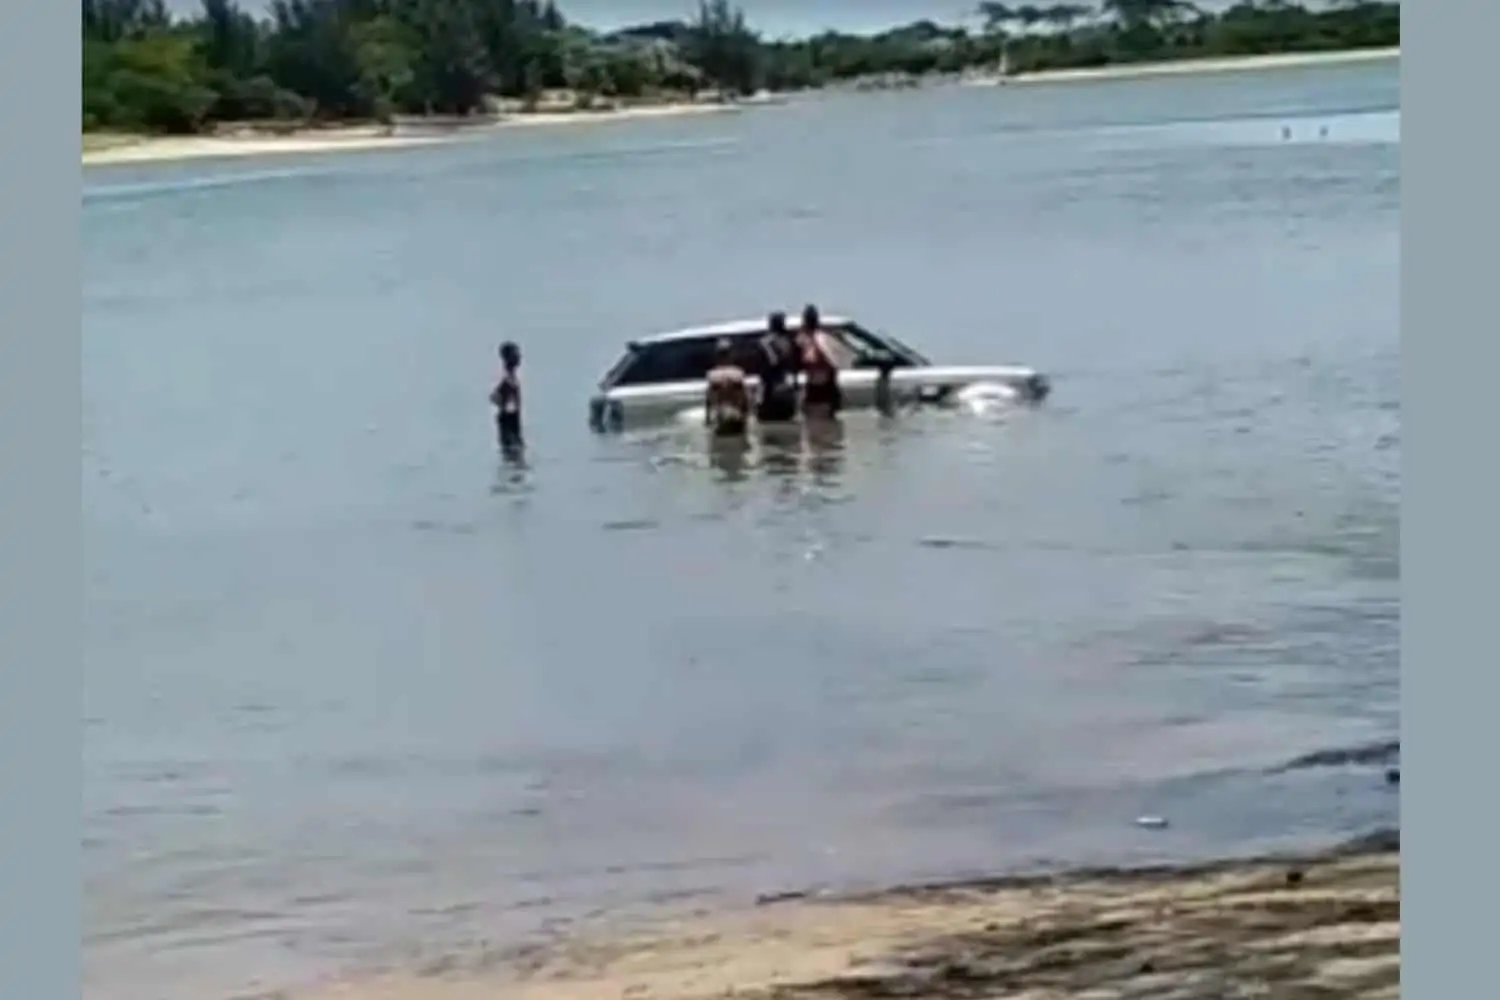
[{"left": 613, "top": 337, "right": 721, "bottom": 387}]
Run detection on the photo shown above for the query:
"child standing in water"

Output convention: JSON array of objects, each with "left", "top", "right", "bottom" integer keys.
[{"left": 490, "top": 341, "right": 524, "bottom": 454}]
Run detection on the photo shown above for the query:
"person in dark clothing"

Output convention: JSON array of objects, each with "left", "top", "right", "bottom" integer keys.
[
  {"left": 797, "top": 303, "right": 842, "bottom": 418},
  {"left": 490, "top": 341, "right": 524, "bottom": 454},
  {"left": 704, "top": 338, "right": 751, "bottom": 438},
  {"left": 756, "top": 310, "right": 801, "bottom": 424}
]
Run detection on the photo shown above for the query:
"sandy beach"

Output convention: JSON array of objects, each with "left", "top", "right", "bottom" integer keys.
[
  {"left": 972, "top": 46, "right": 1400, "bottom": 88},
  {"left": 81, "top": 102, "right": 737, "bottom": 168},
  {"left": 291, "top": 830, "right": 1398, "bottom": 1000}
]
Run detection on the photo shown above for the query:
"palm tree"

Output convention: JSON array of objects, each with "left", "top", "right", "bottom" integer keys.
[
  {"left": 980, "top": 2, "right": 1099, "bottom": 35},
  {"left": 1101, "top": 0, "right": 1199, "bottom": 30},
  {"left": 1042, "top": 4, "right": 1094, "bottom": 31},
  {"left": 976, "top": 2, "right": 1017, "bottom": 35}
]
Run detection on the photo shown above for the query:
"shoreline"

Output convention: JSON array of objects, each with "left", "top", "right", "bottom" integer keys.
[
  {"left": 977, "top": 45, "right": 1400, "bottom": 88},
  {"left": 81, "top": 47, "right": 1399, "bottom": 169},
  {"left": 81, "top": 102, "right": 738, "bottom": 168},
  {"left": 293, "top": 829, "right": 1398, "bottom": 1000}
]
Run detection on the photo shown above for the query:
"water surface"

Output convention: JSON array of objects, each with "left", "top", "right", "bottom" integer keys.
[{"left": 83, "top": 59, "right": 1400, "bottom": 1000}]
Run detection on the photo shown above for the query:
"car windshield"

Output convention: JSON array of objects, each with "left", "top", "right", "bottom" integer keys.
[
  {"left": 813, "top": 327, "right": 861, "bottom": 368},
  {"left": 828, "top": 323, "right": 928, "bottom": 367},
  {"left": 873, "top": 329, "right": 929, "bottom": 365}
]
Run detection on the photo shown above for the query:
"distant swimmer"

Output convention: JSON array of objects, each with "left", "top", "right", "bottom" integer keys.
[
  {"left": 1281, "top": 125, "right": 1292, "bottom": 141},
  {"left": 490, "top": 341, "right": 524, "bottom": 455},
  {"left": 757, "top": 310, "right": 801, "bottom": 424},
  {"left": 704, "top": 338, "right": 751, "bottom": 438}
]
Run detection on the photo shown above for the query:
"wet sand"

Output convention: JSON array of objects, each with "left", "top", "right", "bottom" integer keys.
[
  {"left": 81, "top": 104, "right": 737, "bottom": 167},
  {"left": 295, "top": 830, "right": 1398, "bottom": 1000}
]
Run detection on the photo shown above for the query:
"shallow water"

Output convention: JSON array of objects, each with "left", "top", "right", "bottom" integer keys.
[{"left": 83, "top": 59, "right": 1400, "bottom": 1000}]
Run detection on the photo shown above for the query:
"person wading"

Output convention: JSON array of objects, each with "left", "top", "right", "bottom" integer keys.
[
  {"left": 490, "top": 341, "right": 525, "bottom": 454},
  {"left": 704, "top": 338, "right": 751, "bottom": 438},
  {"left": 756, "top": 310, "right": 800, "bottom": 424},
  {"left": 797, "top": 303, "right": 842, "bottom": 419}
]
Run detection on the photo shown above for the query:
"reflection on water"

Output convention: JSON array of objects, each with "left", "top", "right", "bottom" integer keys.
[
  {"left": 803, "top": 418, "right": 847, "bottom": 484},
  {"left": 756, "top": 423, "right": 804, "bottom": 480},
  {"left": 490, "top": 451, "right": 533, "bottom": 497},
  {"left": 696, "top": 416, "right": 851, "bottom": 486},
  {"left": 707, "top": 434, "right": 754, "bottom": 482}
]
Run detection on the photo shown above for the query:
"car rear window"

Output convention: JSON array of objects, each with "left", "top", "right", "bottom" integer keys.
[{"left": 612, "top": 334, "right": 767, "bottom": 387}]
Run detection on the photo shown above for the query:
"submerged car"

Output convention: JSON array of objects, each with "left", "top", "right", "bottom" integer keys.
[{"left": 587, "top": 315, "right": 1050, "bottom": 432}]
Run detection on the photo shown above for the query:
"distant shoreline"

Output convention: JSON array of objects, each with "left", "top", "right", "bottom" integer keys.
[
  {"left": 81, "top": 102, "right": 738, "bottom": 168},
  {"left": 290, "top": 829, "right": 1398, "bottom": 1000},
  {"left": 82, "top": 47, "right": 1399, "bottom": 170},
  {"left": 976, "top": 45, "right": 1400, "bottom": 87}
]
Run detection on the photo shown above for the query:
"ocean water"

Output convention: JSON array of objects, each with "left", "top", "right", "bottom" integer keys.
[{"left": 83, "top": 59, "right": 1400, "bottom": 1000}]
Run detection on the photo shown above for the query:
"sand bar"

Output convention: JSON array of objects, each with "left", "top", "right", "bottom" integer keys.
[
  {"left": 294, "top": 830, "right": 1398, "bottom": 1000},
  {"left": 969, "top": 46, "right": 1400, "bottom": 88},
  {"left": 82, "top": 103, "right": 737, "bottom": 168}
]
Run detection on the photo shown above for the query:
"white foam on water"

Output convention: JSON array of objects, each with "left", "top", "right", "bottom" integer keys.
[
  {"left": 498, "top": 135, "right": 743, "bottom": 170},
  {"left": 608, "top": 136, "right": 742, "bottom": 157},
  {"left": 82, "top": 165, "right": 336, "bottom": 205}
]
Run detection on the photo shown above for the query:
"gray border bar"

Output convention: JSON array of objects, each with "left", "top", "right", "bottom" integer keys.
[
  {"left": 1405, "top": 0, "right": 1485, "bottom": 994},
  {"left": 2, "top": 1, "right": 80, "bottom": 999}
]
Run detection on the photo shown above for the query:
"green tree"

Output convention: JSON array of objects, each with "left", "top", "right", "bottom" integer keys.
[
  {"left": 261, "top": 0, "right": 371, "bottom": 119},
  {"left": 103, "top": 32, "right": 217, "bottom": 133},
  {"left": 397, "top": 0, "right": 491, "bottom": 115},
  {"left": 349, "top": 14, "right": 417, "bottom": 118},
  {"left": 682, "top": 0, "right": 762, "bottom": 95},
  {"left": 81, "top": 0, "right": 1400, "bottom": 138}
]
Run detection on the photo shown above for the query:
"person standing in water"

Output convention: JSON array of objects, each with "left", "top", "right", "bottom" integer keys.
[
  {"left": 797, "top": 303, "right": 842, "bottom": 419},
  {"left": 704, "top": 338, "right": 751, "bottom": 438},
  {"left": 756, "top": 310, "right": 801, "bottom": 424},
  {"left": 490, "top": 341, "right": 524, "bottom": 454}
]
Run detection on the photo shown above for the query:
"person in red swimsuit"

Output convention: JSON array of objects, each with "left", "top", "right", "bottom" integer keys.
[{"left": 797, "top": 303, "right": 842, "bottom": 419}]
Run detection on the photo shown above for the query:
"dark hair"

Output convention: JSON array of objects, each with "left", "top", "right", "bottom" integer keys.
[
  {"left": 768, "top": 311, "right": 788, "bottom": 334},
  {"left": 499, "top": 341, "right": 521, "bottom": 367},
  {"left": 801, "top": 303, "right": 821, "bottom": 331}
]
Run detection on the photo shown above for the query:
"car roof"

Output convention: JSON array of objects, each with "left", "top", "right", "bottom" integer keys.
[{"left": 632, "top": 315, "right": 855, "bottom": 347}]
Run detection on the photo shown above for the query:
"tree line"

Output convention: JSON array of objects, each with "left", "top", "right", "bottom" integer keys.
[{"left": 82, "top": 0, "right": 1400, "bottom": 136}]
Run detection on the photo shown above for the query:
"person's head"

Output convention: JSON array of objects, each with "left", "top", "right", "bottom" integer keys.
[
  {"left": 714, "top": 337, "right": 736, "bottom": 366},
  {"left": 801, "top": 303, "right": 822, "bottom": 333},
  {"left": 768, "top": 311, "right": 788, "bottom": 337},
  {"left": 499, "top": 341, "right": 521, "bottom": 371}
]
